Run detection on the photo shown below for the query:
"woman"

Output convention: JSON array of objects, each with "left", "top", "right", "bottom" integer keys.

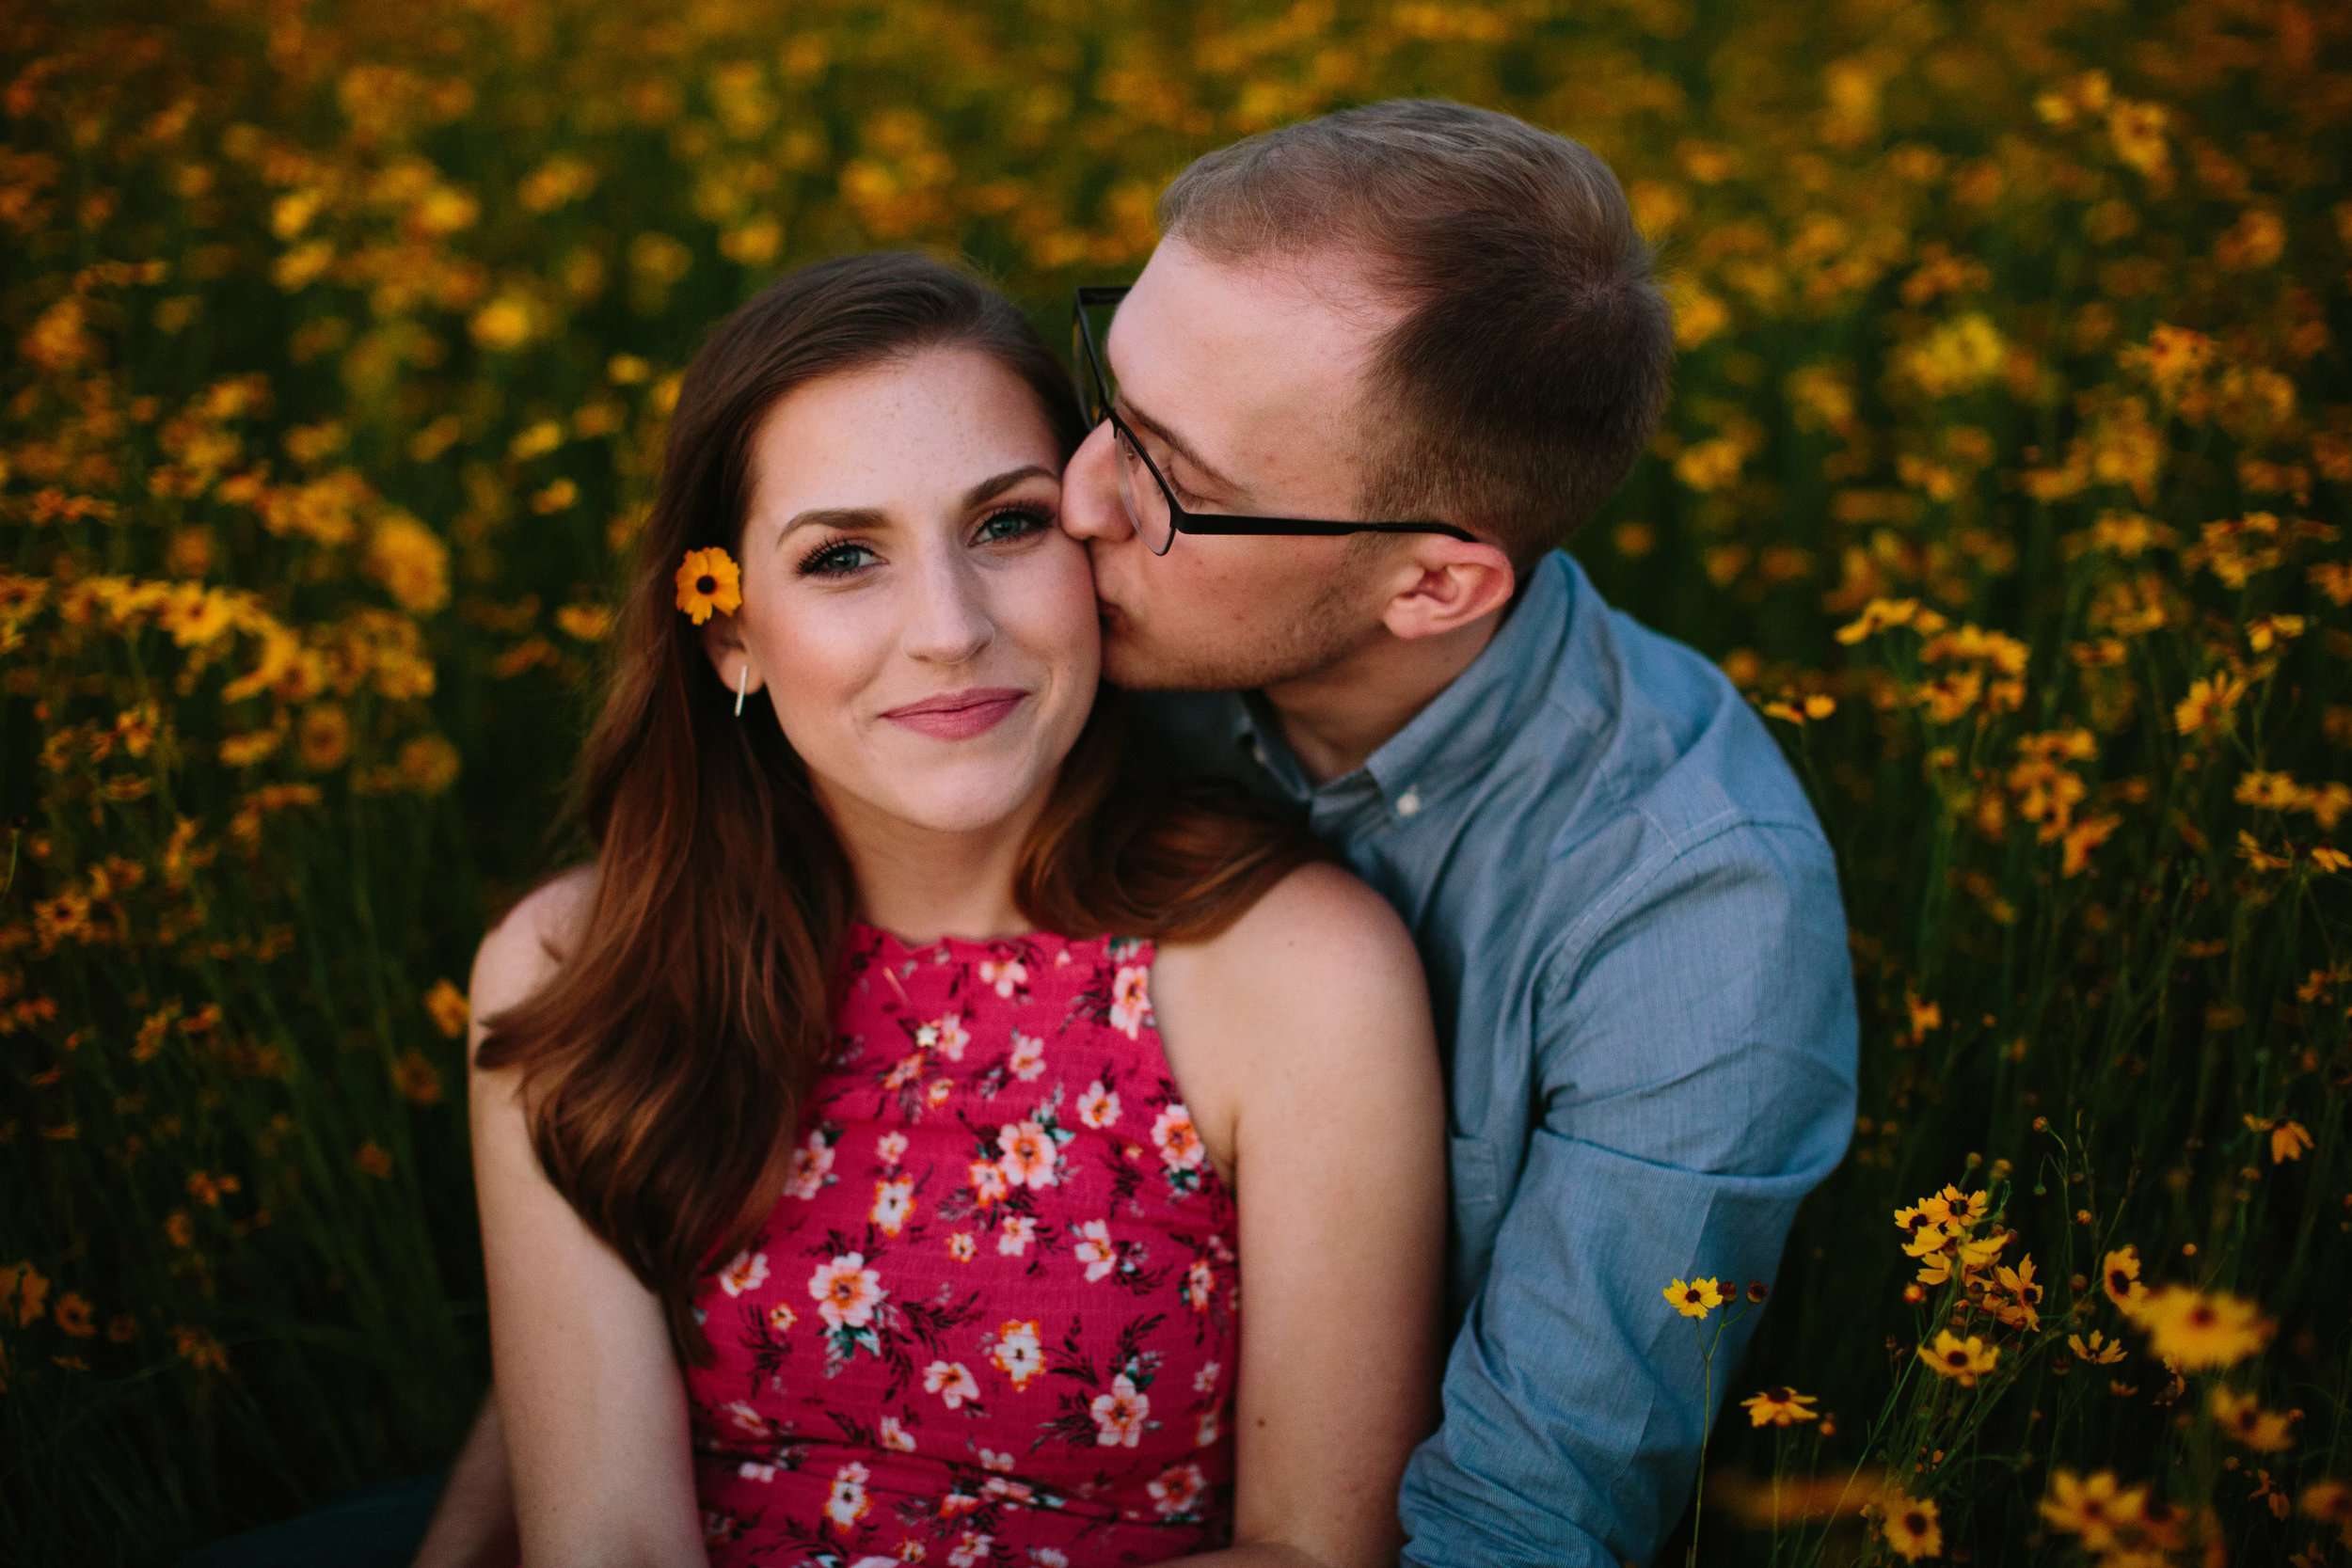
[{"left": 467, "top": 252, "right": 1445, "bottom": 1567}]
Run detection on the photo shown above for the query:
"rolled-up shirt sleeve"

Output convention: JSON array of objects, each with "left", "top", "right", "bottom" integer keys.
[{"left": 1400, "top": 819, "right": 1859, "bottom": 1567}]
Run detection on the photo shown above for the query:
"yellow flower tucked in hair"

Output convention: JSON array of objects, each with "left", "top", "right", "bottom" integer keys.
[
  {"left": 1918, "top": 1329, "right": 1998, "bottom": 1386},
  {"left": 1740, "top": 1386, "right": 1819, "bottom": 1426},
  {"left": 675, "top": 546, "right": 742, "bottom": 626},
  {"left": 1663, "top": 1277, "right": 1726, "bottom": 1319},
  {"left": 1879, "top": 1492, "right": 1942, "bottom": 1560},
  {"left": 2134, "top": 1286, "right": 2271, "bottom": 1370}
]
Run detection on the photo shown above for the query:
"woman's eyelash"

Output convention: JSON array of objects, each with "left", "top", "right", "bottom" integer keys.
[
  {"left": 796, "top": 535, "right": 875, "bottom": 577},
  {"left": 976, "top": 503, "right": 1054, "bottom": 539}
]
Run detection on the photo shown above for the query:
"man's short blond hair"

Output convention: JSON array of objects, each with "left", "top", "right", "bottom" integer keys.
[{"left": 1159, "top": 99, "right": 1673, "bottom": 570}]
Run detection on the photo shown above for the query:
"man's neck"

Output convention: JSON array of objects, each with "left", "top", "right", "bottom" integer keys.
[{"left": 1260, "top": 606, "right": 1506, "bottom": 785}]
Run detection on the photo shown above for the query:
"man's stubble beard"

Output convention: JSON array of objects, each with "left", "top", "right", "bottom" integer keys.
[{"left": 1099, "top": 552, "right": 1384, "bottom": 694}]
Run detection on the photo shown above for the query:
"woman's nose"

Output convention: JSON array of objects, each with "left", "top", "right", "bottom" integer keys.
[
  {"left": 902, "top": 557, "right": 995, "bottom": 666},
  {"left": 1058, "top": 422, "right": 1135, "bottom": 544}
]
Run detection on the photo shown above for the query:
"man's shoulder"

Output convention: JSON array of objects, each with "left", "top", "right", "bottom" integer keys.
[{"left": 1528, "top": 555, "right": 1828, "bottom": 865}]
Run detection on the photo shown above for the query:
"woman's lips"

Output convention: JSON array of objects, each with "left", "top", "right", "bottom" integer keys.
[{"left": 880, "top": 687, "right": 1029, "bottom": 740}]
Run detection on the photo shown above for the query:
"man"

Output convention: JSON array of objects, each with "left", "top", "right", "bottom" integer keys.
[{"left": 1062, "top": 99, "right": 1856, "bottom": 1564}]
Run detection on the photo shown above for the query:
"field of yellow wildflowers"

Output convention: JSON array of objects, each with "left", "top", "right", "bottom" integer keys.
[{"left": 3, "top": 1, "right": 2347, "bottom": 1561}]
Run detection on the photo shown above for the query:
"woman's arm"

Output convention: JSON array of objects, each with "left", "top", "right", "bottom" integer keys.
[
  {"left": 409, "top": 1391, "right": 518, "bottom": 1568},
  {"left": 467, "top": 870, "right": 708, "bottom": 1568},
  {"left": 1153, "top": 863, "right": 1449, "bottom": 1568}
]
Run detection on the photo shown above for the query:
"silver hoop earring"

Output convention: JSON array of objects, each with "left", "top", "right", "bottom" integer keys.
[{"left": 734, "top": 660, "right": 748, "bottom": 717}]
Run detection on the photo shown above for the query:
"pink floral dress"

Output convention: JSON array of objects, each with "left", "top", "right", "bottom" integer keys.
[{"left": 685, "top": 923, "right": 1239, "bottom": 1567}]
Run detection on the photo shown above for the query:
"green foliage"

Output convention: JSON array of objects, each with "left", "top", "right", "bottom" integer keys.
[{"left": 1, "top": 0, "right": 2346, "bottom": 1562}]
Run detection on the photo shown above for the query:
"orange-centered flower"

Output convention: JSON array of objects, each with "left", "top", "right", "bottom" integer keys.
[{"left": 675, "top": 546, "right": 742, "bottom": 625}]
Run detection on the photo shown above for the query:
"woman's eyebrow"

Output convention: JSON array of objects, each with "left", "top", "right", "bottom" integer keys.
[
  {"left": 775, "top": 505, "right": 885, "bottom": 546},
  {"left": 961, "top": 464, "right": 1057, "bottom": 509},
  {"left": 775, "top": 465, "right": 1057, "bottom": 546}
]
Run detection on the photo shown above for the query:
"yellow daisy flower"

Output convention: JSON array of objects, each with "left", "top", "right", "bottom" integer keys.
[
  {"left": 2102, "top": 1245, "right": 2150, "bottom": 1313},
  {"left": 2040, "top": 1468, "right": 2141, "bottom": 1551},
  {"left": 1880, "top": 1493, "right": 1942, "bottom": 1560},
  {"left": 675, "top": 546, "right": 742, "bottom": 625},
  {"left": 1918, "top": 1329, "right": 1999, "bottom": 1386},
  {"left": 1740, "top": 1386, "right": 1820, "bottom": 1427},
  {"left": 2135, "top": 1286, "right": 2271, "bottom": 1370},
  {"left": 1663, "top": 1277, "right": 1726, "bottom": 1319},
  {"left": 2209, "top": 1386, "right": 2296, "bottom": 1451}
]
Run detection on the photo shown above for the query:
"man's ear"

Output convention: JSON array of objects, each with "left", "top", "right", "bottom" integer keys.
[
  {"left": 1378, "top": 535, "right": 1517, "bottom": 642},
  {"left": 697, "top": 614, "right": 763, "bottom": 696}
]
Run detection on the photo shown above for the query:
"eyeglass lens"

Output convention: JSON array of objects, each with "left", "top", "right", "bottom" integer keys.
[{"left": 1078, "top": 302, "right": 1176, "bottom": 555}]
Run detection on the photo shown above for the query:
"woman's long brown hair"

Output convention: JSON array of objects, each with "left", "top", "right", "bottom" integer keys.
[{"left": 474, "top": 253, "right": 1326, "bottom": 1361}]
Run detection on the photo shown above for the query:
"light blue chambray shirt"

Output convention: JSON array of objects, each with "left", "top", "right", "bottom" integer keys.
[{"left": 1139, "top": 549, "right": 1858, "bottom": 1567}]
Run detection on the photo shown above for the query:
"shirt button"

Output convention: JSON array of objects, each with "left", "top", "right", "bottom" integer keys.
[{"left": 1396, "top": 788, "right": 1422, "bottom": 817}]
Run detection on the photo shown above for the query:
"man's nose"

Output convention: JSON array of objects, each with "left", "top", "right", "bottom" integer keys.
[
  {"left": 1059, "top": 422, "right": 1135, "bottom": 545},
  {"left": 903, "top": 557, "right": 995, "bottom": 666}
]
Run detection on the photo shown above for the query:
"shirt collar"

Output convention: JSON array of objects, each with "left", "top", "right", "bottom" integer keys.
[{"left": 1232, "top": 549, "right": 1584, "bottom": 816}]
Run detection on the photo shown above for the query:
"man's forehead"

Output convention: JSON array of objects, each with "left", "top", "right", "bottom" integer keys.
[{"left": 1110, "top": 237, "right": 1397, "bottom": 468}]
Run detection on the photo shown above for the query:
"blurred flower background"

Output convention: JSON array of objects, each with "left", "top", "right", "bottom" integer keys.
[{"left": 2, "top": 0, "right": 2347, "bottom": 1561}]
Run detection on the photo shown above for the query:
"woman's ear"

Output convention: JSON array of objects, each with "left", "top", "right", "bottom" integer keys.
[
  {"left": 1378, "top": 536, "right": 1517, "bottom": 642},
  {"left": 698, "top": 616, "right": 763, "bottom": 698}
]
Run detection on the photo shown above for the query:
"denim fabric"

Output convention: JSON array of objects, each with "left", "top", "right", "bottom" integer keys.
[{"left": 1137, "top": 549, "right": 1858, "bottom": 1567}]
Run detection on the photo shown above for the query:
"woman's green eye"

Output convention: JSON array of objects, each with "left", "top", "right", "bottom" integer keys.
[
  {"left": 977, "top": 506, "right": 1052, "bottom": 543},
  {"left": 799, "top": 540, "right": 878, "bottom": 577}
]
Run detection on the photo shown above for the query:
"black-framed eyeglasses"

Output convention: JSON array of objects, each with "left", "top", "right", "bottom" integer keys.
[{"left": 1072, "top": 284, "right": 1478, "bottom": 557}]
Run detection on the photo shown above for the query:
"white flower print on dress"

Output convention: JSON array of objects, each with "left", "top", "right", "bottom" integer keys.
[
  {"left": 1184, "top": 1256, "right": 1216, "bottom": 1312},
  {"left": 924, "top": 1358, "right": 980, "bottom": 1409},
  {"left": 995, "top": 1119, "right": 1058, "bottom": 1189},
  {"left": 765, "top": 1302, "right": 797, "bottom": 1334},
  {"left": 875, "top": 1130, "right": 908, "bottom": 1169},
  {"left": 1009, "top": 1030, "right": 1045, "bottom": 1082},
  {"left": 1148, "top": 1461, "right": 1206, "bottom": 1517},
  {"left": 1073, "top": 1219, "right": 1117, "bottom": 1282},
  {"left": 1108, "top": 965, "right": 1153, "bottom": 1038},
  {"left": 949, "top": 1231, "right": 977, "bottom": 1262},
  {"left": 1197, "top": 1406, "right": 1220, "bottom": 1448},
  {"left": 716, "top": 1248, "right": 769, "bottom": 1296},
  {"left": 723, "top": 1399, "right": 766, "bottom": 1436},
  {"left": 824, "top": 1461, "right": 871, "bottom": 1530},
  {"left": 807, "top": 1253, "right": 883, "bottom": 1329},
  {"left": 737, "top": 1461, "right": 775, "bottom": 1483},
  {"left": 879, "top": 1414, "right": 916, "bottom": 1452},
  {"left": 926, "top": 1076, "right": 954, "bottom": 1107},
  {"left": 991, "top": 1319, "right": 1043, "bottom": 1388},
  {"left": 1035, "top": 1552, "right": 1071, "bottom": 1568},
  {"left": 1075, "top": 1080, "right": 1120, "bottom": 1129},
  {"left": 784, "top": 1130, "right": 835, "bottom": 1200},
  {"left": 1193, "top": 1359, "right": 1221, "bottom": 1394},
  {"left": 1089, "top": 1373, "right": 1150, "bottom": 1447},
  {"left": 948, "top": 1533, "right": 994, "bottom": 1568},
  {"left": 978, "top": 958, "right": 1027, "bottom": 998},
  {"left": 869, "top": 1176, "right": 915, "bottom": 1237},
  {"left": 995, "top": 1214, "right": 1037, "bottom": 1256},
  {"left": 916, "top": 1013, "right": 969, "bottom": 1061},
  {"left": 977, "top": 1447, "right": 1014, "bottom": 1472},
  {"left": 968, "top": 1160, "right": 1009, "bottom": 1207},
  {"left": 1152, "top": 1104, "right": 1203, "bottom": 1170}
]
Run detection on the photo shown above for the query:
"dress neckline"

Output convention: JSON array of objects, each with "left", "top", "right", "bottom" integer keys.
[{"left": 847, "top": 919, "right": 1131, "bottom": 965}]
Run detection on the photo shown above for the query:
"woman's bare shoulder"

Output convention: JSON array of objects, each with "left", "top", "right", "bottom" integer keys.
[
  {"left": 1189, "top": 860, "right": 1421, "bottom": 989},
  {"left": 1156, "top": 861, "right": 1430, "bottom": 1065},
  {"left": 469, "top": 863, "right": 599, "bottom": 1050}
]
